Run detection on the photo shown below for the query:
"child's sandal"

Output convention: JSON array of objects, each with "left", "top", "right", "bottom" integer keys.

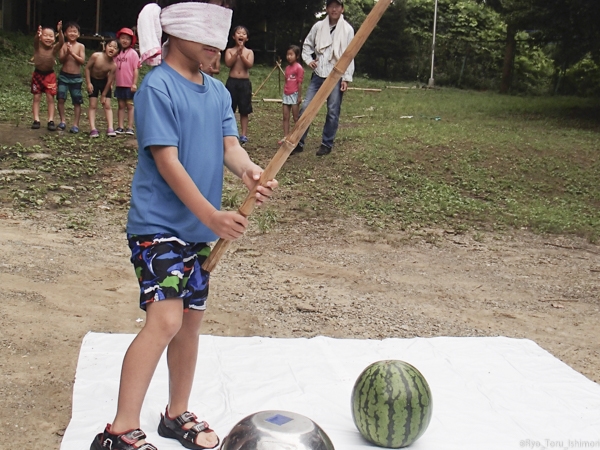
[
  {"left": 90, "top": 425, "right": 158, "bottom": 450},
  {"left": 158, "top": 408, "right": 220, "bottom": 450}
]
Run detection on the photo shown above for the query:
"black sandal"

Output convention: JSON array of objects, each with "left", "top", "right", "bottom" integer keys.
[
  {"left": 158, "top": 408, "right": 220, "bottom": 450},
  {"left": 90, "top": 424, "right": 157, "bottom": 450}
]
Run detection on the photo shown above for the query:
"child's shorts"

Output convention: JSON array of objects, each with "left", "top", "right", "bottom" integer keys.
[
  {"left": 31, "top": 69, "right": 57, "bottom": 96},
  {"left": 115, "top": 87, "right": 135, "bottom": 101},
  {"left": 282, "top": 92, "right": 299, "bottom": 106},
  {"left": 89, "top": 77, "right": 112, "bottom": 98},
  {"left": 225, "top": 77, "right": 253, "bottom": 115},
  {"left": 57, "top": 72, "right": 83, "bottom": 105},
  {"left": 128, "top": 233, "right": 211, "bottom": 311}
]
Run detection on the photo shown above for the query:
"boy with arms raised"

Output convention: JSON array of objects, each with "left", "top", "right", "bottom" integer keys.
[
  {"left": 57, "top": 22, "right": 86, "bottom": 133},
  {"left": 224, "top": 26, "right": 254, "bottom": 144},
  {"left": 31, "top": 22, "right": 63, "bottom": 130},
  {"left": 90, "top": 1, "right": 277, "bottom": 450},
  {"left": 85, "top": 39, "right": 119, "bottom": 137}
]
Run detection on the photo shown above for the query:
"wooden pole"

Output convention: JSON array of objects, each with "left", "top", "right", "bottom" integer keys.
[
  {"left": 275, "top": 60, "right": 286, "bottom": 76},
  {"left": 347, "top": 87, "right": 382, "bottom": 92},
  {"left": 252, "top": 64, "right": 278, "bottom": 97},
  {"left": 202, "top": 0, "right": 393, "bottom": 273},
  {"left": 27, "top": 0, "right": 32, "bottom": 29},
  {"left": 95, "top": 0, "right": 101, "bottom": 35}
]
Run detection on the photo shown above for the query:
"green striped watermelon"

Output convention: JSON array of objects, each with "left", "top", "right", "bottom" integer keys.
[{"left": 351, "top": 360, "right": 433, "bottom": 448}]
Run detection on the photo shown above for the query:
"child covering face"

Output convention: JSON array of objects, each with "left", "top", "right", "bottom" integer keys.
[{"left": 224, "top": 25, "right": 254, "bottom": 144}]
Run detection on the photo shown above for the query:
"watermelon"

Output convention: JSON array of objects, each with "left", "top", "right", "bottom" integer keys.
[{"left": 351, "top": 360, "right": 433, "bottom": 448}]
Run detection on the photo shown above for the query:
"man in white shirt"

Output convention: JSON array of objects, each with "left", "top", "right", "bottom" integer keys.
[{"left": 292, "top": 0, "right": 354, "bottom": 156}]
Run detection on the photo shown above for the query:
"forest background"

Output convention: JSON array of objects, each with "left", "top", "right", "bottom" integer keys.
[{"left": 19, "top": 0, "right": 600, "bottom": 97}]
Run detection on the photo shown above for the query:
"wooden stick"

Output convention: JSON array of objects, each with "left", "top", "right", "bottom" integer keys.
[
  {"left": 203, "top": 0, "right": 393, "bottom": 273},
  {"left": 263, "top": 98, "right": 282, "bottom": 102},
  {"left": 347, "top": 87, "right": 382, "bottom": 92},
  {"left": 386, "top": 86, "right": 410, "bottom": 89},
  {"left": 252, "top": 64, "right": 278, "bottom": 97},
  {"left": 275, "top": 60, "right": 286, "bottom": 76}
]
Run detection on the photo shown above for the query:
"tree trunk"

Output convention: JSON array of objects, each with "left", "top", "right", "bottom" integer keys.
[{"left": 500, "top": 23, "right": 517, "bottom": 94}]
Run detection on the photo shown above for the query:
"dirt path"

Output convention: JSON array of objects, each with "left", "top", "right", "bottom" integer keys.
[
  {"left": 1, "top": 206, "right": 599, "bottom": 449},
  {"left": 1, "top": 117, "right": 599, "bottom": 449}
]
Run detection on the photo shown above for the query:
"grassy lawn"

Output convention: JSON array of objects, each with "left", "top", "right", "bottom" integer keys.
[{"left": 1, "top": 32, "right": 599, "bottom": 241}]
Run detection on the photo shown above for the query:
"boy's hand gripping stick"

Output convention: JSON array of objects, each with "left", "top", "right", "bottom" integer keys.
[{"left": 202, "top": 0, "right": 393, "bottom": 273}]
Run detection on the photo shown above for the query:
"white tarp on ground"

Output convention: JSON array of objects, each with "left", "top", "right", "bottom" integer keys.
[{"left": 61, "top": 333, "right": 600, "bottom": 450}]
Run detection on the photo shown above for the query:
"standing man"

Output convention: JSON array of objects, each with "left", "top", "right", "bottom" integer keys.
[{"left": 293, "top": 0, "right": 354, "bottom": 156}]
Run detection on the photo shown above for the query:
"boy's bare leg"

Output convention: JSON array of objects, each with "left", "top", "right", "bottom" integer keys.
[
  {"left": 118, "top": 99, "right": 126, "bottom": 129},
  {"left": 103, "top": 98, "right": 114, "bottom": 130},
  {"left": 32, "top": 93, "right": 42, "bottom": 122},
  {"left": 282, "top": 105, "right": 291, "bottom": 137},
  {"left": 46, "top": 93, "right": 55, "bottom": 122},
  {"left": 88, "top": 98, "right": 98, "bottom": 130},
  {"left": 73, "top": 104, "right": 81, "bottom": 128},
  {"left": 110, "top": 299, "right": 184, "bottom": 437},
  {"left": 57, "top": 98, "right": 66, "bottom": 124},
  {"left": 240, "top": 114, "right": 249, "bottom": 137},
  {"left": 127, "top": 102, "right": 135, "bottom": 129},
  {"left": 166, "top": 309, "right": 218, "bottom": 449}
]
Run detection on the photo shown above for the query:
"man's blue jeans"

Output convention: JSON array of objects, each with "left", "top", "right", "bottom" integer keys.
[{"left": 298, "top": 73, "right": 344, "bottom": 149}]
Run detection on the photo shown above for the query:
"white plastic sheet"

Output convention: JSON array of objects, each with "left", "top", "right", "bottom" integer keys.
[{"left": 61, "top": 334, "right": 600, "bottom": 450}]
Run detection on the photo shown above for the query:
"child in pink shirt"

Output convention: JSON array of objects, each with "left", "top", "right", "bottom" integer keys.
[
  {"left": 280, "top": 45, "right": 304, "bottom": 145},
  {"left": 114, "top": 28, "right": 140, "bottom": 135}
]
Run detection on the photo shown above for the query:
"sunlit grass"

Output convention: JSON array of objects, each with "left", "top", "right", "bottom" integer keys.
[{"left": 1, "top": 33, "right": 599, "bottom": 241}]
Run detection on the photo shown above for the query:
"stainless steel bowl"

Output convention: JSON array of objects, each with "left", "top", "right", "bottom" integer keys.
[{"left": 220, "top": 410, "right": 335, "bottom": 450}]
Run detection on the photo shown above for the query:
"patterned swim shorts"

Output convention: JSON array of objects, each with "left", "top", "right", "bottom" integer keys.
[
  {"left": 128, "top": 233, "right": 211, "bottom": 311},
  {"left": 57, "top": 71, "right": 83, "bottom": 105},
  {"left": 31, "top": 69, "right": 57, "bottom": 96}
]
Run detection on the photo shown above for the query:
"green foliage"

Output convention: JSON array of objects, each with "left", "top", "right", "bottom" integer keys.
[
  {"left": 0, "top": 32, "right": 38, "bottom": 124},
  {"left": 357, "top": 0, "right": 415, "bottom": 79},
  {"left": 511, "top": 34, "right": 554, "bottom": 94},
  {"left": 404, "top": 0, "right": 508, "bottom": 87},
  {"left": 561, "top": 55, "right": 600, "bottom": 97},
  {"left": 0, "top": 32, "right": 598, "bottom": 241}
]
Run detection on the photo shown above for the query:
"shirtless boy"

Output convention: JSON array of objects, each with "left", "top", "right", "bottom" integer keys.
[
  {"left": 57, "top": 22, "right": 86, "bottom": 133},
  {"left": 224, "top": 26, "right": 254, "bottom": 144},
  {"left": 31, "top": 22, "right": 63, "bottom": 130},
  {"left": 85, "top": 39, "right": 119, "bottom": 137}
]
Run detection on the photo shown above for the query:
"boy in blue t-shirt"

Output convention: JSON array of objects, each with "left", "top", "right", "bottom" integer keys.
[{"left": 90, "top": 1, "right": 277, "bottom": 450}]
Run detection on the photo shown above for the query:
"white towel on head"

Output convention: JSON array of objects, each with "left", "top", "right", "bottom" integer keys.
[
  {"left": 315, "top": 14, "right": 353, "bottom": 62},
  {"left": 137, "top": 2, "right": 233, "bottom": 66},
  {"left": 137, "top": 3, "right": 163, "bottom": 66}
]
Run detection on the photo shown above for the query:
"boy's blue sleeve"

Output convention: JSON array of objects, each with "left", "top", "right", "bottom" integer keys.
[
  {"left": 134, "top": 87, "right": 180, "bottom": 151},
  {"left": 221, "top": 84, "right": 238, "bottom": 138}
]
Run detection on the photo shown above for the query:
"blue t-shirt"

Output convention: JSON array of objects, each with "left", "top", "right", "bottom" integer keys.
[{"left": 127, "top": 62, "right": 238, "bottom": 243}]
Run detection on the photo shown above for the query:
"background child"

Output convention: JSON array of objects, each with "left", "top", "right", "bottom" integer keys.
[
  {"left": 114, "top": 27, "right": 140, "bottom": 135},
  {"left": 85, "top": 39, "right": 119, "bottom": 137},
  {"left": 281, "top": 44, "right": 304, "bottom": 145},
  {"left": 204, "top": 50, "right": 221, "bottom": 76},
  {"left": 90, "top": 1, "right": 277, "bottom": 450},
  {"left": 31, "top": 22, "right": 63, "bottom": 131},
  {"left": 57, "top": 22, "right": 85, "bottom": 133},
  {"left": 224, "top": 25, "right": 254, "bottom": 144}
]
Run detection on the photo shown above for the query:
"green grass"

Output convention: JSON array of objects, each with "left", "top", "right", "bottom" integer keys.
[{"left": 1, "top": 33, "right": 599, "bottom": 241}]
